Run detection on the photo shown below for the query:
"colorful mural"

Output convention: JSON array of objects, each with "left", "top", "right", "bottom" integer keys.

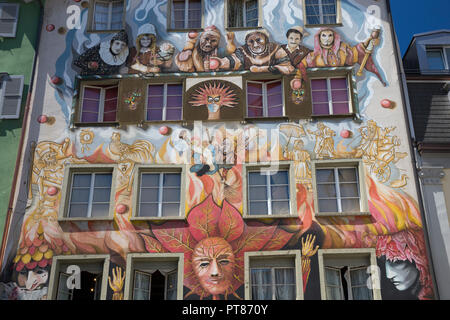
[{"left": 0, "top": 0, "right": 435, "bottom": 301}]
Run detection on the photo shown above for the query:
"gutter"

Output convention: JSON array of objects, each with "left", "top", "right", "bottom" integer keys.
[
  {"left": 386, "top": 0, "right": 440, "bottom": 299},
  {"left": 0, "top": 0, "right": 44, "bottom": 271}
]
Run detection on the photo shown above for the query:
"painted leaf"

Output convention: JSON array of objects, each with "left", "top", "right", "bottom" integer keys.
[
  {"left": 230, "top": 221, "right": 277, "bottom": 257},
  {"left": 260, "top": 227, "right": 294, "bottom": 251},
  {"left": 218, "top": 200, "right": 244, "bottom": 242},
  {"left": 187, "top": 195, "right": 221, "bottom": 242},
  {"left": 140, "top": 234, "right": 165, "bottom": 253},
  {"left": 152, "top": 221, "right": 196, "bottom": 254}
]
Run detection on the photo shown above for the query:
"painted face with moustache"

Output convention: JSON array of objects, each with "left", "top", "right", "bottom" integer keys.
[{"left": 192, "top": 237, "right": 235, "bottom": 297}]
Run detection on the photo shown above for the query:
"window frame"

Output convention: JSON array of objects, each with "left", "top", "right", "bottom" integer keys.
[
  {"left": 225, "top": 0, "right": 263, "bottom": 30},
  {"left": 146, "top": 82, "right": 184, "bottom": 122},
  {"left": 244, "top": 250, "right": 303, "bottom": 300},
  {"left": 47, "top": 254, "right": 111, "bottom": 300},
  {"left": 243, "top": 162, "right": 297, "bottom": 219},
  {"left": 317, "top": 248, "right": 381, "bottom": 300},
  {"left": 59, "top": 164, "right": 117, "bottom": 222},
  {"left": 246, "top": 78, "right": 286, "bottom": 119},
  {"left": 124, "top": 253, "right": 184, "bottom": 300},
  {"left": 0, "top": 2, "right": 19, "bottom": 38},
  {"left": 302, "top": 0, "right": 342, "bottom": 28},
  {"left": 88, "top": 0, "right": 126, "bottom": 33},
  {"left": 167, "top": 0, "right": 204, "bottom": 32},
  {"left": 131, "top": 164, "right": 187, "bottom": 221},
  {"left": 425, "top": 46, "right": 450, "bottom": 72},
  {"left": 78, "top": 83, "right": 119, "bottom": 124},
  {"left": 0, "top": 74, "right": 24, "bottom": 119},
  {"left": 311, "top": 159, "right": 370, "bottom": 217}
]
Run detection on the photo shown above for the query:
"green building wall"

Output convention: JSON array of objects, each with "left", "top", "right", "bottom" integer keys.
[{"left": 0, "top": 1, "right": 41, "bottom": 243}]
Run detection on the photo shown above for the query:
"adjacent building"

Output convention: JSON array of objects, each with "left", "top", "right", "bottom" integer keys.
[
  {"left": 403, "top": 29, "right": 450, "bottom": 299},
  {"left": 0, "top": 0, "right": 438, "bottom": 300}
]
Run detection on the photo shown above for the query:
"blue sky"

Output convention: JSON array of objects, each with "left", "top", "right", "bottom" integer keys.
[{"left": 390, "top": 0, "right": 450, "bottom": 56}]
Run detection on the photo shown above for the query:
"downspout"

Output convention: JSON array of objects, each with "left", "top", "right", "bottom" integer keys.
[
  {"left": 386, "top": 0, "right": 440, "bottom": 299},
  {"left": 0, "top": 0, "right": 44, "bottom": 271}
]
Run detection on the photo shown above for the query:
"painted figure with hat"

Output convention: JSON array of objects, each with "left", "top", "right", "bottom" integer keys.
[
  {"left": 128, "top": 24, "right": 175, "bottom": 74},
  {"left": 73, "top": 30, "right": 130, "bottom": 76},
  {"left": 210, "top": 29, "right": 294, "bottom": 75},
  {"left": 175, "top": 25, "right": 222, "bottom": 72},
  {"left": 281, "top": 26, "right": 312, "bottom": 69}
]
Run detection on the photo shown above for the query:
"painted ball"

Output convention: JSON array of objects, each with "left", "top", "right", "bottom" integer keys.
[
  {"left": 209, "top": 58, "right": 219, "bottom": 70},
  {"left": 51, "top": 76, "right": 62, "bottom": 85},
  {"left": 47, "top": 187, "right": 58, "bottom": 196},
  {"left": 88, "top": 61, "right": 99, "bottom": 70},
  {"left": 116, "top": 204, "right": 128, "bottom": 214},
  {"left": 292, "top": 79, "right": 302, "bottom": 90},
  {"left": 38, "top": 115, "right": 48, "bottom": 123},
  {"left": 381, "top": 99, "right": 392, "bottom": 108},
  {"left": 159, "top": 126, "right": 169, "bottom": 135},
  {"left": 46, "top": 24, "right": 55, "bottom": 32},
  {"left": 340, "top": 129, "right": 351, "bottom": 138}
]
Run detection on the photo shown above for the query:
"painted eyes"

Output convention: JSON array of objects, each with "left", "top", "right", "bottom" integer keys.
[
  {"left": 207, "top": 96, "right": 220, "bottom": 103},
  {"left": 200, "top": 262, "right": 210, "bottom": 268},
  {"left": 219, "top": 260, "right": 229, "bottom": 266}
]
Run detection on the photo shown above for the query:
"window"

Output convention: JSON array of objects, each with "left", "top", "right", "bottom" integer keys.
[
  {"left": 0, "top": 75, "right": 24, "bottom": 119},
  {"left": 170, "top": 0, "right": 202, "bottom": 29},
  {"left": 48, "top": 255, "right": 110, "bottom": 300},
  {"left": 244, "top": 163, "right": 296, "bottom": 217},
  {"left": 247, "top": 79, "right": 284, "bottom": 118},
  {"left": 312, "top": 160, "right": 369, "bottom": 216},
  {"left": 133, "top": 166, "right": 186, "bottom": 219},
  {"left": 147, "top": 83, "right": 183, "bottom": 121},
  {"left": 304, "top": 0, "right": 340, "bottom": 26},
  {"left": 124, "top": 253, "right": 184, "bottom": 300},
  {"left": 245, "top": 251, "right": 303, "bottom": 300},
  {"left": 80, "top": 85, "right": 118, "bottom": 123},
  {"left": 0, "top": 3, "right": 19, "bottom": 37},
  {"left": 227, "top": 0, "right": 259, "bottom": 28},
  {"left": 318, "top": 249, "right": 381, "bottom": 300},
  {"left": 311, "top": 77, "right": 350, "bottom": 116},
  {"left": 426, "top": 47, "right": 450, "bottom": 71},
  {"left": 60, "top": 165, "right": 116, "bottom": 220},
  {"left": 91, "top": 0, "right": 124, "bottom": 31}
]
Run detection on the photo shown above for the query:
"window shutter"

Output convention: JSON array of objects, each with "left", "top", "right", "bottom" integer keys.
[
  {"left": 117, "top": 79, "right": 146, "bottom": 124},
  {"left": 0, "top": 3, "right": 19, "bottom": 37},
  {"left": 0, "top": 75, "right": 24, "bottom": 119},
  {"left": 284, "top": 75, "right": 312, "bottom": 120}
]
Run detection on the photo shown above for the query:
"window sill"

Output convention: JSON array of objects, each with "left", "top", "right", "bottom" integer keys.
[
  {"left": 243, "top": 214, "right": 295, "bottom": 220},
  {"left": 167, "top": 28, "right": 204, "bottom": 33},
  {"left": 304, "top": 23, "right": 343, "bottom": 29},
  {"left": 315, "top": 211, "right": 371, "bottom": 217},
  {"left": 311, "top": 113, "right": 357, "bottom": 120},
  {"left": 130, "top": 216, "right": 186, "bottom": 222},
  {"left": 245, "top": 116, "right": 290, "bottom": 122},
  {"left": 58, "top": 216, "right": 114, "bottom": 222},
  {"left": 73, "top": 121, "right": 119, "bottom": 127},
  {"left": 86, "top": 29, "right": 124, "bottom": 34},
  {"left": 225, "top": 26, "right": 263, "bottom": 31}
]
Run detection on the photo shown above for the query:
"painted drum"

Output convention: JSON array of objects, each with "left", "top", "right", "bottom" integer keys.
[
  {"left": 340, "top": 129, "right": 351, "bottom": 138},
  {"left": 116, "top": 204, "right": 128, "bottom": 214}
]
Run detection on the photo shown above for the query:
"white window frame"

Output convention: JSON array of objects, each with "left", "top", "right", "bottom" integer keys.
[
  {"left": 80, "top": 85, "right": 118, "bottom": 123},
  {"left": 243, "top": 162, "right": 297, "bottom": 218},
  {"left": 244, "top": 250, "right": 303, "bottom": 300},
  {"left": 170, "top": 0, "right": 203, "bottom": 30},
  {"left": 312, "top": 160, "right": 370, "bottom": 217},
  {"left": 0, "top": 3, "right": 19, "bottom": 37},
  {"left": 47, "top": 254, "right": 111, "bottom": 301},
  {"left": 318, "top": 248, "right": 381, "bottom": 300},
  {"left": 131, "top": 164, "right": 187, "bottom": 221},
  {"left": 146, "top": 83, "right": 183, "bottom": 122},
  {"left": 310, "top": 76, "right": 352, "bottom": 116},
  {"left": 303, "top": 0, "right": 341, "bottom": 26},
  {"left": 0, "top": 75, "right": 24, "bottom": 119},
  {"left": 425, "top": 46, "right": 450, "bottom": 71},
  {"left": 246, "top": 79, "right": 284, "bottom": 118},
  {"left": 124, "top": 253, "right": 184, "bottom": 300},
  {"left": 91, "top": 0, "right": 125, "bottom": 32},
  {"left": 59, "top": 164, "right": 117, "bottom": 221}
]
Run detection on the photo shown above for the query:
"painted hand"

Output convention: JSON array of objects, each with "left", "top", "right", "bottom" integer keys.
[
  {"left": 108, "top": 266, "right": 125, "bottom": 300},
  {"left": 301, "top": 234, "right": 319, "bottom": 259},
  {"left": 178, "top": 50, "right": 193, "bottom": 62}
]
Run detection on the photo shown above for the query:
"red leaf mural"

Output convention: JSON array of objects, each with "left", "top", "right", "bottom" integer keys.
[
  {"left": 152, "top": 221, "right": 196, "bottom": 254},
  {"left": 187, "top": 195, "right": 221, "bottom": 241},
  {"left": 218, "top": 200, "right": 244, "bottom": 242},
  {"left": 140, "top": 233, "right": 165, "bottom": 253},
  {"left": 231, "top": 221, "right": 278, "bottom": 258}
]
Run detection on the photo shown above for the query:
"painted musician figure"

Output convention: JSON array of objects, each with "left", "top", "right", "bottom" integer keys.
[
  {"left": 211, "top": 29, "right": 295, "bottom": 75},
  {"left": 296, "top": 27, "right": 386, "bottom": 86}
]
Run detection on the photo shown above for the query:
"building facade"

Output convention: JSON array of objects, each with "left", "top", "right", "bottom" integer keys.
[
  {"left": 0, "top": 0, "right": 437, "bottom": 300},
  {"left": 0, "top": 1, "right": 42, "bottom": 258},
  {"left": 403, "top": 29, "right": 450, "bottom": 299}
]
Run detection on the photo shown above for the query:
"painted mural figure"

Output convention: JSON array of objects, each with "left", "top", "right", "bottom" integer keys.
[
  {"left": 73, "top": 30, "right": 130, "bottom": 76},
  {"left": 175, "top": 25, "right": 221, "bottom": 72},
  {"left": 128, "top": 24, "right": 175, "bottom": 74},
  {"left": 283, "top": 139, "right": 312, "bottom": 188},
  {"left": 281, "top": 26, "right": 312, "bottom": 69},
  {"left": 211, "top": 29, "right": 295, "bottom": 75},
  {"left": 308, "top": 123, "right": 336, "bottom": 159},
  {"left": 296, "top": 27, "right": 386, "bottom": 86}
]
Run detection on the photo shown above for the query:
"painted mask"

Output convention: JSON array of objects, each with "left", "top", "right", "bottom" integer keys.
[
  {"left": 320, "top": 30, "right": 335, "bottom": 48},
  {"left": 246, "top": 32, "right": 267, "bottom": 55}
]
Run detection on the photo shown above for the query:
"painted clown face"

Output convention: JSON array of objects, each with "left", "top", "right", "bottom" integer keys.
[
  {"left": 110, "top": 40, "right": 127, "bottom": 55},
  {"left": 192, "top": 237, "right": 235, "bottom": 296},
  {"left": 207, "top": 95, "right": 221, "bottom": 113},
  {"left": 320, "top": 30, "right": 335, "bottom": 48},
  {"left": 17, "top": 267, "right": 49, "bottom": 291}
]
